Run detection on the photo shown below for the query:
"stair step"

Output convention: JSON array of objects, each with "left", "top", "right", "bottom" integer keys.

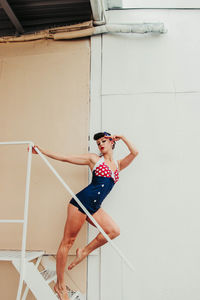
[
  {"left": 1, "top": 251, "right": 83, "bottom": 299},
  {"left": 70, "top": 291, "right": 82, "bottom": 300},
  {"left": 40, "top": 269, "right": 57, "bottom": 283},
  {"left": 0, "top": 250, "right": 44, "bottom": 261},
  {"left": 53, "top": 290, "right": 81, "bottom": 300},
  {"left": 13, "top": 260, "right": 58, "bottom": 299},
  {"left": 40, "top": 270, "right": 82, "bottom": 299}
]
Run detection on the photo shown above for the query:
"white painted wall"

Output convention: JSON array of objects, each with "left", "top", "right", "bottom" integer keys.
[
  {"left": 123, "top": 0, "right": 200, "bottom": 8},
  {"left": 89, "top": 8, "right": 200, "bottom": 300}
]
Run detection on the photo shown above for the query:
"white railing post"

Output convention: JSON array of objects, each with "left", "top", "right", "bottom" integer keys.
[
  {"left": 121, "top": 257, "right": 124, "bottom": 300},
  {"left": 16, "top": 142, "right": 33, "bottom": 300}
]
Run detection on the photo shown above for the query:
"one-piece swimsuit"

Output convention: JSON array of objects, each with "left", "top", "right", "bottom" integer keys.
[{"left": 69, "top": 156, "right": 119, "bottom": 215}]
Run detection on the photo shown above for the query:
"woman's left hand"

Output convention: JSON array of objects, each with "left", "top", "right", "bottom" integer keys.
[{"left": 105, "top": 135, "right": 123, "bottom": 141}]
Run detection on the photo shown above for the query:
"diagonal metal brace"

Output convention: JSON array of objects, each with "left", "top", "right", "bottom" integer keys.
[{"left": 0, "top": 0, "right": 24, "bottom": 34}]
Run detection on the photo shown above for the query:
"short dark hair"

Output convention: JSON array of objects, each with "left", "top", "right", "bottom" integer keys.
[{"left": 93, "top": 132, "right": 116, "bottom": 149}]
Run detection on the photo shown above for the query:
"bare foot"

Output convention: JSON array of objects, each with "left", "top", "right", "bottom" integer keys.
[
  {"left": 68, "top": 248, "right": 87, "bottom": 270},
  {"left": 54, "top": 283, "right": 69, "bottom": 300}
]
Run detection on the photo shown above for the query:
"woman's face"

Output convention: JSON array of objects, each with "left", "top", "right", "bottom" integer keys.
[{"left": 96, "top": 136, "right": 113, "bottom": 154}]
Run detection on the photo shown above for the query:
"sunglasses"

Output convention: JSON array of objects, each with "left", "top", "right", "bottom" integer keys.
[
  {"left": 104, "top": 132, "right": 112, "bottom": 141},
  {"left": 103, "top": 131, "right": 111, "bottom": 136}
]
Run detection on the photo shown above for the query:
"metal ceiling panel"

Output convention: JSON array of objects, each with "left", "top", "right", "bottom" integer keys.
[{"left": 0, "top": 0, "right": 92, "bottom": 37}]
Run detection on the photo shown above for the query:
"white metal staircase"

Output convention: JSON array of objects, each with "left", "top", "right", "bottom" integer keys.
[
  {"left": 0, "top": 250, "right": 55, "bottom": 299},
  {"left": 0, "top": 250, "right": 81, "bottom": 299}
]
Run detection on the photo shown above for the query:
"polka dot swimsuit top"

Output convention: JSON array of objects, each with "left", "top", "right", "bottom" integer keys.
[{"left": 92, "top": 156, "right": 119, "bottom": 183}]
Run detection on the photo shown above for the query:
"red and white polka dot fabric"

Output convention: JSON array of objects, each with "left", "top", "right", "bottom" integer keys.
[{"left": 95, "top": 162, "right": 119, "bottom": 183}]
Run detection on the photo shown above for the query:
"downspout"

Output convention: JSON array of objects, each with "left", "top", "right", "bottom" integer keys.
[
  {"left": 52, "top": 23, "right": 167, "bottom": 40},
  {"left": 89, "top": 0, "right": 167, "bottom": 33},
  {"left": 90, "top": 0, "right": 107, "bottom": 25},
  {"left": 93, "top": 22, "right": 167, "bottom": 34}
]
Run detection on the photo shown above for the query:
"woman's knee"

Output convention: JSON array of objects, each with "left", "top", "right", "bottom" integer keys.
[
  {"left": 110, "top": 225, "right": 120, "bottom": 239},
  {"left": 61, "top": 236, "right": 76, "bottom": 249}
]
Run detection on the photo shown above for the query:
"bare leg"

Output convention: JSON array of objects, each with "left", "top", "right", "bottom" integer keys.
[
  {"left": 54, "top": 204, "right": 86, "bottom": 299},
  {"left": 68, "top": 208, "right": 120, "bottom": 270}
]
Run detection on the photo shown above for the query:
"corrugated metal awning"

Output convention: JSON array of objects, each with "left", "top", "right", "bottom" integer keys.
[{"left": 0, "top": 0, "right": 92, "bottom": 37}]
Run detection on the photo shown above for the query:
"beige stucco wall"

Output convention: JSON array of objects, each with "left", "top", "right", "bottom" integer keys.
[{"left": 0, "top": 38, "right": 90, "bottom": 297}]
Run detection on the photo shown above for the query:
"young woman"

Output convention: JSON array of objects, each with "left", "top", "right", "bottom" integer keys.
[{"left": 31, "top": 132, "right": 139, "bottom": 300}]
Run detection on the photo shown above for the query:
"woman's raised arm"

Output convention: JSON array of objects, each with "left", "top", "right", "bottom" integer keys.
[
  {"left": 110, "top": 135, "right": 139, "bottom": 171},
  {"left": 31, "top": 145, "right": 97, "bottom": 166}
]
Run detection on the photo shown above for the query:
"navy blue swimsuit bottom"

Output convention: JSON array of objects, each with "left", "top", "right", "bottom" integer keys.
[{"left": 69, "top": 156, "right": 119, "bottom": 215}]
